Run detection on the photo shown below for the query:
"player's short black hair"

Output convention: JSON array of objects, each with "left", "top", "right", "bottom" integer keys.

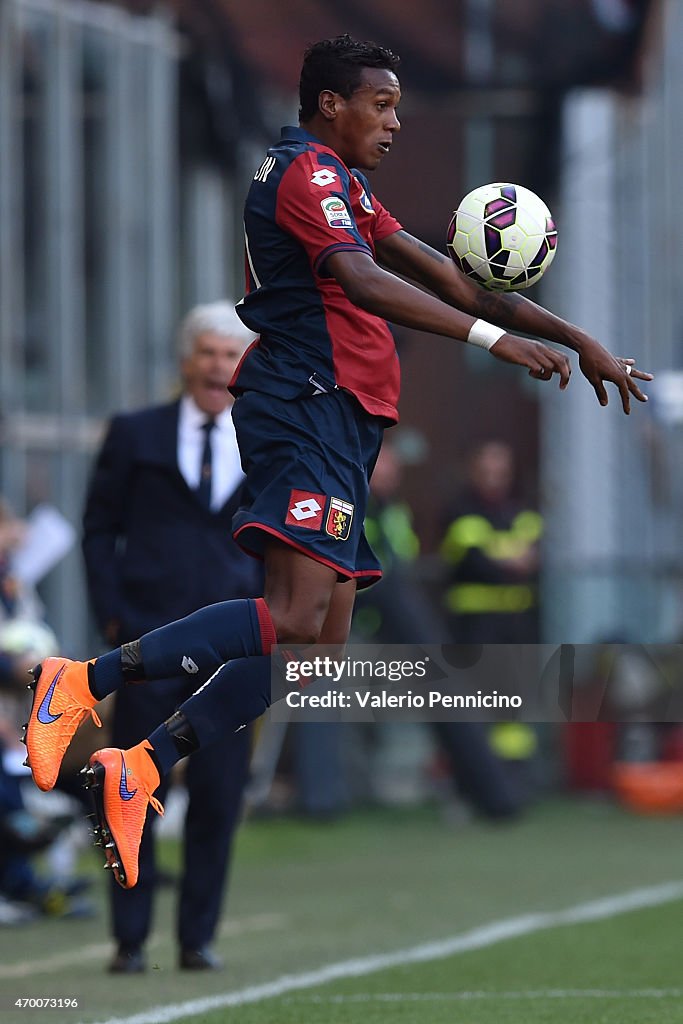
[{"left": 299, "top": 34, "right": 401, "bottom": 122}]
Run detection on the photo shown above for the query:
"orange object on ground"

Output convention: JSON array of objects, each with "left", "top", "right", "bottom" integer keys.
[{"left": 612, "top": 761, "right": 683, "bottom": 815}]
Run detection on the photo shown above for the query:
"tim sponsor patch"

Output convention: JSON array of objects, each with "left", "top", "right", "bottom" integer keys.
[
  {"left": 325, "top": 497, "right": 354, "bottom": 541},
  {"left": 320, "top": 195, "right": 353, "bottom": 229}
]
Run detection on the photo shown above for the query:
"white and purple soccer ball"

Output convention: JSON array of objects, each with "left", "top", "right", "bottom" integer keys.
[{"left": 447, "top": 182, "right": 557, "bottom": 291}]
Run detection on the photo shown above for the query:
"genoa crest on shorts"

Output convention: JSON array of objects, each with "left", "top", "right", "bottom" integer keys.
[{"left": 325, "top": 497, "right": 354, "bottom": 541}]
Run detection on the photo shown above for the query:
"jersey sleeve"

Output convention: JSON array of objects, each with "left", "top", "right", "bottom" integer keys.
[
  {"left": 352, "top": 169, "right": 403, "bottom": 242},
  {"left": 275, "top": 154, "right": 372, "bottom": 274},
  {"left": 371, "top": 195, "right": 403, "bottom": 241}
]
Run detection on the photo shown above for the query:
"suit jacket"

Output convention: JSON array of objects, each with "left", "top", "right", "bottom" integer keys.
[{"left": 82, "top": 400, "right": 261, "bottom": 642}]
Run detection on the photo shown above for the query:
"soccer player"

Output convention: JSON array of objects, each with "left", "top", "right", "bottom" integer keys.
[{"left": 23, "top": 35, "right": 651, "bottom": 890}]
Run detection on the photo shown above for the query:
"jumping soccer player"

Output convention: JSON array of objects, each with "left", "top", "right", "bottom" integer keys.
[{"left": 24, "top": 36, "right": 652, "bottom": 889}]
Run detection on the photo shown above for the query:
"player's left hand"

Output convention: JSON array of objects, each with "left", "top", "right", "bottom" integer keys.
[{"left": 577, "top": 338, "right": 653, "bottom": 414}]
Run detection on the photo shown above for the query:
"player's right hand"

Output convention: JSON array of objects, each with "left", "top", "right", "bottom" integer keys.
[
  {"left": 577, "top": 337, "right": 653, "bottom": 414},
  {"left": 490, "top": 335, "right": 572, "bottom": 390}
]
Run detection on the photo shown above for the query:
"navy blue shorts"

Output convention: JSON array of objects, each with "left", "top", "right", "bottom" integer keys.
[{"left": 231, "top": 389, "right": 384, "bottom": 588}]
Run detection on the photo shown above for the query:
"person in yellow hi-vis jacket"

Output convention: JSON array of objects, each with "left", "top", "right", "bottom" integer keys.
[
  {"left": 440, "top": 440, "right": 541, "bottom": 784},
  {"left": 440, "top": 440, "right": 542, "bottom": 645}
]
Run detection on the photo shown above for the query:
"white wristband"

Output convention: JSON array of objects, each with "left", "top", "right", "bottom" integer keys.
[{"left": 467, "top": 319, "right": 506, "bottom": 351}]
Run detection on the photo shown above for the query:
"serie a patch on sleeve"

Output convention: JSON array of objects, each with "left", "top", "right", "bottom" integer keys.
[{"left": 320, "top": 196, "right": 353, "bottom": 229}]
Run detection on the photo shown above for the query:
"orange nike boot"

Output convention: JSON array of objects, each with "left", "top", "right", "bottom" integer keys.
[
  {"left": 24, "top": 657, "right": 102, "bottom": 791},
  {"left": 82, "top": 742, "right": 164, "bottom": 890}
]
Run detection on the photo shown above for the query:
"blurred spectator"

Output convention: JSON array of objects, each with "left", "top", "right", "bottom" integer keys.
[
  {"left": 82, "top": 302, "right": 261, "bottom": 973},
  {"left": 0, "top": 497, "right": 61, "bottom": 742},
  {"left": 439, "top": 440, "right": 542, "bottom": 644},
  {"left": 355, "top": 440, "right": 430, "bottom": 640},
  {"left": 0, "top": 499, "right": 45, "bottom": 688},
  {"left": 439, "top": 440, "right": 543, "bottom": 799},
  {"left": 0, "top": 499, "right": 91, "bottom": 922},
  {"left": 0, "top": 738, "right": 92, "bottom": 923}
]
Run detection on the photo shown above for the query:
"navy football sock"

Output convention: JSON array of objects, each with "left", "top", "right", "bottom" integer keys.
[
  {"left": 90, "top": 598, "right": 276, "bottom": 700},
  {"left": 88, "top": 652, "right": 121, "bottom": 700},
  {"left": 147, "top": 656, "right": 272, "bottom": 772},
  {"left": 144, "top": 653, "right": 322, "bottom": 772},
  {"left": 180, "top": 656, "right": 272, "bottom": 746},
  {"left": 145, "top": 721, "right": 181, "bottom": 778}
]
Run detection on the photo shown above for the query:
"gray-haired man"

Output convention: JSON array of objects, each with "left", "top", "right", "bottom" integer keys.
[{"left": 82, "top": 302, "right": 260, "bottom": 973}]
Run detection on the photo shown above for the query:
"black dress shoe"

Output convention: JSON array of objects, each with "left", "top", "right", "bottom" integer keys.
[
  {"left": 179, "top": 947, "right": 223, "bottom": 971},
  {"left": 109, "top": 947, "right": 146, "bottom": 973}
]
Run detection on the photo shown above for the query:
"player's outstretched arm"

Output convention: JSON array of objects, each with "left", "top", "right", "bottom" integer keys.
[
  {"left": 376, "top": 230, "right": 653, "bottom": 414},
  {"left": 326, "top": 249, "right": 571, "bottom": 389}
]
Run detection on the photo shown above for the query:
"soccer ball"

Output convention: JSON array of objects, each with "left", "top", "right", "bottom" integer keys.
[{"left": 447, "top": 182, "right": 557, "bottom": 291}]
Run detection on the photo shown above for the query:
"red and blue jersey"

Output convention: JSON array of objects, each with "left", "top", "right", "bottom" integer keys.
[{"left": 232, "top": 126, "right": 402, "bottom": 423}]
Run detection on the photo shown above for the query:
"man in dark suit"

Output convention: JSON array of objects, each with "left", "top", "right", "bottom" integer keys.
[{"left": 82, "top": 302, "right": 260, "bottom": 973}]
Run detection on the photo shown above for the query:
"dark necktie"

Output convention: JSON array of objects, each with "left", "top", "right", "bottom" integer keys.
[{"left": 196, "top": 418, "right": 215, "bottom": 509}]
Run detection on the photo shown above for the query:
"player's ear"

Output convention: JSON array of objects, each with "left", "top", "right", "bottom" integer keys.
[{"left": 319, "top": 90, "right": 339, "bottom": 121}]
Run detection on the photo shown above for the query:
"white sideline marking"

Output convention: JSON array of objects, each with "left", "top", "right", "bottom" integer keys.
[
  {"left": 0, "top": 913, "right": 285, "bottom": 980},
  {"left": 79, "top": 880, "right": 683, "bottom": 1024},
  {"left": 288, "top": 988, "right": 683, "bottom": 1003}
]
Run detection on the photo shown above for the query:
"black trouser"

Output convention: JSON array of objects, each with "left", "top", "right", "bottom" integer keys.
[{"left": 109, "top": 677, "right": 250, "bottom": 951}]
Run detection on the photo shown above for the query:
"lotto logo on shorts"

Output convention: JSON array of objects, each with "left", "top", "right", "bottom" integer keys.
[
  {"left": 325, "top": 497, "right": 354, "bottom": 541},
  {"left": 286, "top": 490, "right": 325, "bottom": 531}
]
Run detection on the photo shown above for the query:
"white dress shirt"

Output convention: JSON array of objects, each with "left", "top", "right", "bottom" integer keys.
[{"left": 177, "top": 395, "right": 244, "bottom": 511}]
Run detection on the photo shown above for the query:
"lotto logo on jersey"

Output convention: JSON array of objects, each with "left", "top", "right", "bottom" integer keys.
[
  {"left": 285, "top": 490, "right": 325, "bottom": 530},
  {"left": 325, "top": 497, "right": 354, "bottom": 541},
  {"left": 311, "top": 168, "right": 337, "bottom": 187},
  {"left": 320, "top": 196, "right": 353, "bottom": 229}
]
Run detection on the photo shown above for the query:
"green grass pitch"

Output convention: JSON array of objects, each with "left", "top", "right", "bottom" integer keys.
[{"left": 2, "top": 798, "right": 683, "bottom": 1024}]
